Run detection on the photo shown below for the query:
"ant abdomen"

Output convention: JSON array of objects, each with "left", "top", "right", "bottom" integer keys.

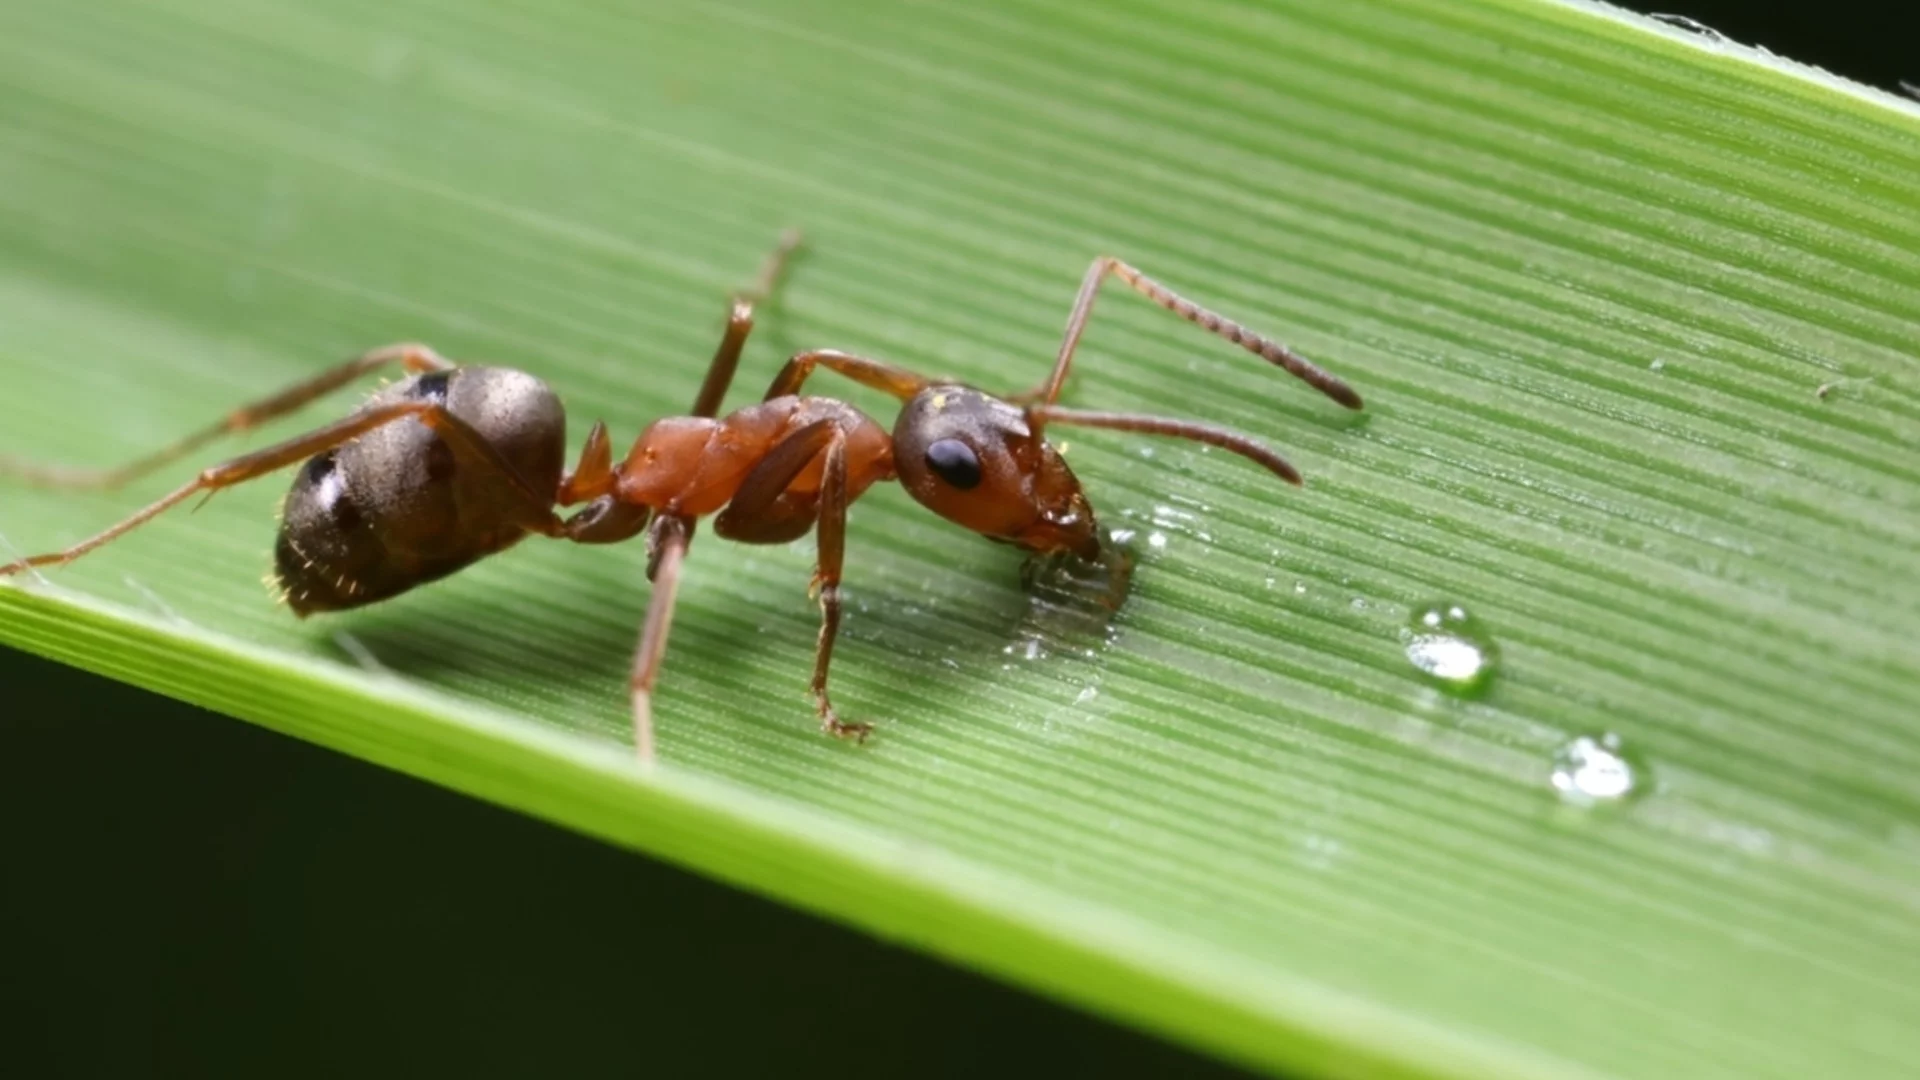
[{"left": 274, "top": 366, "right": 567, "bottom": 615}]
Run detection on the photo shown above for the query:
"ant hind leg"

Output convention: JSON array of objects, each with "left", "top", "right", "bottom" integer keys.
[
  {"left": 0, "top": 344, "right": 454, "bottom": 492},
  {"left": 0, "top": 398, "right": 561, "bottom": 580}
]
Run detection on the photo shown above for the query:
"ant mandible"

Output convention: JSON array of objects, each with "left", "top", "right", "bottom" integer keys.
[{"left": 0, "top": 232, "right": 1363, "bottom": 760}]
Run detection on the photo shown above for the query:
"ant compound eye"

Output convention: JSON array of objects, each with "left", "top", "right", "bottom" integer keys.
[{"left": 924, "top": 438, "right": 983, "bottom": 490}]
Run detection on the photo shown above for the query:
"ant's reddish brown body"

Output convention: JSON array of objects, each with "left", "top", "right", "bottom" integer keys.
[{"left": 0, "top": 234, "right": 1363, "bottom": 759}]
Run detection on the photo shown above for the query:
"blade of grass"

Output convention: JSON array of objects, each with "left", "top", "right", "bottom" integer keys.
[{"left": 1, "top": 1, "right": 1917, "bottom": 1078}]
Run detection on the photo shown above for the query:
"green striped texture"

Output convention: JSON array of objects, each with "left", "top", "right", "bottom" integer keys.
[{"left": 2, "top": 1, "right": 1917, "bottom": 1077}]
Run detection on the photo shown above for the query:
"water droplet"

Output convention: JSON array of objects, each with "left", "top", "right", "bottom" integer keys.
[
  {"left": 1293, "top": 581, "right": 1307, "bottom": 595},
  {"left": 1550, "top": 733, "right": 1639, "bottom": 805},
  {"left": 1298, "top": 834, "right": 1343, "bottom": 869},
  {"left": 1264, "top": 576, "right": 1277, "bottom": 589},
  {"left": 1350, "top": 597, "right": 1368, "bottom": 611},
  {"left": 1148, "top": 532, "right": 1168, "bottom": 550},
  {"left": 1072, "top": 685, "right": 1099, "bottom": 706},
  {"left": 1648, "top": 358, "right": 1666, "bottom": 372},
  {"left": 1402, "top": 602, "right": 1498, "bottom": 694},
  {"left": 1007, "top": 527, "right": 1134, "bottom": 662}
]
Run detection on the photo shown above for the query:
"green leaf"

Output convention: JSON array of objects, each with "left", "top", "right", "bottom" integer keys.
[{"left": 3, "top": 1, "right": 1917, "bottom": 1077}]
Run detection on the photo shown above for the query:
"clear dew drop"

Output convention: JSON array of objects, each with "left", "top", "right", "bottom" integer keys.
[
  {"left": 1550, "top": 733, "right": 1639, "bottom": 805},
  {"left": 1402, "top": 602, "right": 1498, "bottom": 695}
]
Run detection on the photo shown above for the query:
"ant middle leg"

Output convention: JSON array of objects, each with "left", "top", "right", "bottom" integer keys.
[
  {"left": 627, "top": 512, "right": 688, "bottom": 763},
  {"left": 0, "top": 399, "right": 561, "bottom": 579},
  {"left": 640, "top": 228, "right": 806, "bottom": 578},
  {"left": 1008, "top": 256, "right": 1363, "bottom": 410},
  {"left": 689, "top": 227, "right": 805, "bottom": 418},
  {"left": 621, "top": 230, "right": 804, "bottom": 760},
  {"left": 0, "top": 343, "right": 454, "bottom": 492}
]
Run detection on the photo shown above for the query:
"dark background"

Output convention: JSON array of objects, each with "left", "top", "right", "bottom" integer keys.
[{"left": 2, "top": 6, "right": 1912, "bottom": 1078}]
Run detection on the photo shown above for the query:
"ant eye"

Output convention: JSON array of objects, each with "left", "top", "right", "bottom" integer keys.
[{"left": 924, "top": 438, "right": 982, "bottom": 490}]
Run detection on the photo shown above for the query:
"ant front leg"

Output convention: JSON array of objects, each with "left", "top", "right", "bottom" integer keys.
[
  {"left": 806, "top": 429, "right": 869, "bottom": 741},
  {"left": 1009, "top": 256, "right": 1364, "bottom": 410},
  {"left": 762, "top": 349, "right": 934, "bottom": 402},
  {"left": 0, "top": 344, "right": 454, "bottom": 491},
  {"left": 706, "top": 419, "right": 869, "bottom": 740}
]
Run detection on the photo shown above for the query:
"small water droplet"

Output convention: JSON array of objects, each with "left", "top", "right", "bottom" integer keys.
[
  {"left": 1299, "top": 834, "right": 1343, "bottom": 869},
  {"left": 1648, "top": 358, "right": 1666, "bottom": 372},
  {"left": 1006, "top": 526, "right": 1134, "bottom": 663},
  {"left": 1350, "top": 597, "right": 1368, "bottom": 611},
  {"left": 1148, "top": 532, "right": 1168, "bottom": 550},
  {"left": 1264, "top": 576, "right": 1277, "bottom": 589},
  {"left": 1550, "top": 733, "right": 1639, "bottom": 805},
  {"left": 1402, "top": 602, "right": 1498, "bottom": 695},
  {"left": 1293, "top": 581, "right": 1307, "bottom": 595},
  {"left": 1072, "top": 685, "right": 1099, "bottom": 706}
]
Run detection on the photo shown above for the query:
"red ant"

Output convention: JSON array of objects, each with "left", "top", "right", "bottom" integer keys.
[{"left": 0, "top": 233, "right": 1362, "bottom": 760}]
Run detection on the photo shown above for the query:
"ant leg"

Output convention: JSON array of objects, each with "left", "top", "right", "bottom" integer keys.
[
  {"left": 690, "top": 227, "right": 805, "bottom": 418},
  {"left": 0, "top": 344, "right": 454, "bottom": 491},
  {"left": 807, "top": 429, "right": 869, "bottom": 741},
  {"left": 629, "top": 417, "right": 840, "bottom": 753},
  {"left": 763, "top": 349, "right": 934, "bottom": 402},
  {"left": 626, "top": 230, "right": 807, "bottom": 759},
  {"left": 628, "top": 513, "right": 690, "bottom": 763},
  {"left": 1026, "top": 404, "right": 1303, "bottom": 485},
  {"left": 0, "top": 400, "right": 559, "bottom": 578},
  {"left": 1008, "top": 257, "right": 1363, "bottom": 410},
  {"left": 639, "top": 228, "right": 805, "bottom": 579},
  {"left": 712, "top": 419, "right": 836, "bottom": 543}
]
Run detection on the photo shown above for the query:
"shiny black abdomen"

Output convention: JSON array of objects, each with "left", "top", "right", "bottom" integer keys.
[{"left": 272, "top": 366, "right": 566, "bottom": 615}]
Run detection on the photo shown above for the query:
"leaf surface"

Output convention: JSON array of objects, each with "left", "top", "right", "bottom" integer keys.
[{"left": 2, "top": 2, "right": 1918, "bottom": 1077}]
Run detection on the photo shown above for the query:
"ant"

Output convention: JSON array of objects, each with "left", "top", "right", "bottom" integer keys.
[{"left": 0, "top": 232, "right": 1363, "bottom": 760}]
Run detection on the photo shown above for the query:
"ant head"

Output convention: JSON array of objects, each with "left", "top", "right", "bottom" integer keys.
[{"left": 893, "top": 386, "right": 1099, "bottom": 560}]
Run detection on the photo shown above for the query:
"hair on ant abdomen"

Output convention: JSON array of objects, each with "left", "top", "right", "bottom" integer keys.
[{"left": 1, "top": 233, "right": 1362, "bottom": 761}]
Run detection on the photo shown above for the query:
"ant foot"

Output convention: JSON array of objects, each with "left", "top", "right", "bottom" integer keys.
[{"left": 818, "top": 711, "right": 875, "bottom": 743}]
